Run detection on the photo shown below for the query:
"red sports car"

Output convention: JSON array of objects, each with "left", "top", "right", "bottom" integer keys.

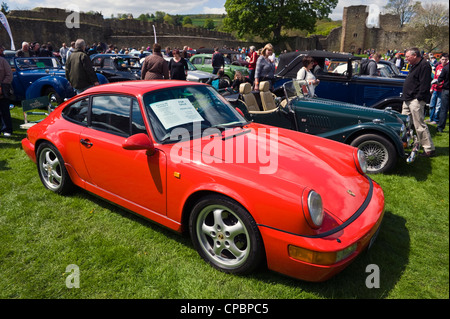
[{"left": 22, "top": 81, "right": 384, "bottom": 282}]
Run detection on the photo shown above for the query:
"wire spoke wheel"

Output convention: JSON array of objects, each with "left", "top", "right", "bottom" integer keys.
[{"left": 351, "top": 134, "right": 397, "bottom": 174}]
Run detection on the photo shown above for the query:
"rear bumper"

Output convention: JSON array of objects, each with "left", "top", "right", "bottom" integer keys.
[
  {"left": 21, "top": 138, "right": 36, "bottom": 163},
  {"left": 259, "top": 180, "right": 385, "bottom": 282}
]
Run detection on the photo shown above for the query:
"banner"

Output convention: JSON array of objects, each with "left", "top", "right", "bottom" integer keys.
[{"left": 0, "top": 11, "right": 15, "bottom": 50}]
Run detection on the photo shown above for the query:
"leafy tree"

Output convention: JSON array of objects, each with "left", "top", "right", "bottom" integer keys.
[
  {"left": 1, "top": 1, "right": 9, "bottom": 14},
  {"left": 183, "top": 16, "right": 193, "bottom": 26},
  {"left": 384, "top": 0, "right": 417, "bottom": 27},
  {"left": 223, "top": 0, "right": 338, "bottom": 44},
  {"left": 406, "top": 2, "right": 449, "bottom": 52},
  {"left": 137, "top": 14, "right": 148, "bottom": 22},
  {"left": 204, "top": 18, "right": 215, "bottom": 30},
  {"left": 155, "top": 11, "right": 166, "bottom": 23},
  {"left": 164, "top": 14, "right": 174, "bottom": 25}
]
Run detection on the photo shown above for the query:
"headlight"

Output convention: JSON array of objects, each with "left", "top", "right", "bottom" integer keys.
[
  {"left": 400, "top": 123, "right": 406, "bottom": 139},
  {"left": 354, "top": 149, "right": 368, "bottom": 175},
  {"left": 405, "top": 115, "right": 411, "bottom": 128},
  {"left": 302, "top": 189, "right": 324, "bottom": 228}
]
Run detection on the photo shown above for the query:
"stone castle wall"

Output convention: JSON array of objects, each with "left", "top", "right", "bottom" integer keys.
[
  {"left": 0, "top": 6, "right": 425, "bottom": 54},
  {"left": 0, "top": 7, "right": 247, "bottom": 51}
]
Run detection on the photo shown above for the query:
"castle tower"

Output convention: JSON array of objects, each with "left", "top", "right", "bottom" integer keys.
[{"left": 340, "top": 5, "right": 368, "bottom": 53}]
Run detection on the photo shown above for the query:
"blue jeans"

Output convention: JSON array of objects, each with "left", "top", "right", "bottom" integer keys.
[{"left": 429, "top": 90, "right": 442, "bottom": 122}]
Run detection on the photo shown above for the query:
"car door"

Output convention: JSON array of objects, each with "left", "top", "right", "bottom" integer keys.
[
  {"left": 315, "top": 60, "right": 353, "bottom": 103},
  {"left": 79, "top": 94, "right": 167, "bottom": 215}
]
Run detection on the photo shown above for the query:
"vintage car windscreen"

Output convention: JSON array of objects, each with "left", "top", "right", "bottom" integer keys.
[
  {"left": 283, "top": 80, "right": 308, "bottom": 100},
  {"left": 143, "top": 85, "right": 247, "bottom": 143},
  {"left": 16, "top": 57, "right": 62, "bottom": 70},
  {"left": 114, "top": 57, "right": 142, "bottom": 70}
]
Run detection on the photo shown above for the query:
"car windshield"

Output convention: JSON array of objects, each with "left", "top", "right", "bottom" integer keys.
[
  {"left": 15, "top": 57, "right": 62, "bottom": 70},
  {"left": 143, "top": 85, "right": 248, "bottom": 143},
  {"left": 282, "top": 79, "right": 309, "bottom": 100},
  {"left": 114, "top": 57, "right": 142, "bottom": 70},
  {"left": 186, "top": 59, "right": 198, "bottom": 71}
]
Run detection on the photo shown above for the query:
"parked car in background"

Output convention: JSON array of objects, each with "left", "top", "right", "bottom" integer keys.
[
  {"left": 22, "top": 80, "right": 385, "bottom": 282},
  {"left": 91, "top": 54, "right": 142, "bottom": 82},
  {"left": 195, "top": 48, "right": 250, "bottom": 67},
  {"left": 275, "top": 51, "right": 405, "bottom": 112},
  {"left": 164, "top": 57, "right": 218, "bottom": 83},
  {"left": 228, "top": 79, "right": 418, "bottom": 174},
  {"left": 190, "top": 53, "right": 249, "bottom": 85},
  {"left": 11, "top": 56, "right": 108, "bottom": 103}
]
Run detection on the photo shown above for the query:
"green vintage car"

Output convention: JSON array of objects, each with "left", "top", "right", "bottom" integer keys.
[
  {"left": 228, "top": 79, "right": 418, "bottom": 174},
  {"left": 190, "top": 53, "right": 249, "bottom": 85}
]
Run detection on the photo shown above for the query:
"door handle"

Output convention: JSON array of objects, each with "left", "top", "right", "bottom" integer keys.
[{"left": 80, "top": 139, "right": 93, "bottom": 148}]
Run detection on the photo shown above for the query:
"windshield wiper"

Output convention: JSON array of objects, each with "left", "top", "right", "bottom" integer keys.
[{"left": 210, "top": 121, "right": 248, "bottom": 131}]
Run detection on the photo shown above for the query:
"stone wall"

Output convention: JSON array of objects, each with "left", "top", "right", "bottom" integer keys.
[
  {"left": 0, "top": 7, "right": 247, "bottom": 52},
  {"left": 1, "top": 5, "right": 426, "bottom": 55}
]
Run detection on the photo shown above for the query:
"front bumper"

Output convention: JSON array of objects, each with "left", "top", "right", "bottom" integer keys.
[{"left": 259, "top": 179, "right": 385, "bottom": 282}]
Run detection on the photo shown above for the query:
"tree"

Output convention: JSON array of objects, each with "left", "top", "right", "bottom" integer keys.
[
  {"left": 223, "top": 0, "right": 338, "bottom": 44},
  {"left": 183, "top": 16, "right": 193, "bottom": 26},
  {"left": 384, "top": 0, "right": 417, "bottom": 27},
  {"left": 1, "top": 1, "right": 9, "bottom": 14},
  {"left": 204, "top": 18, "right": 215, "bottom": 30},
  {"left": 163, "top": 14, "right": 174, "bottom": 25},
  {"left": 155, "top": 11, "right": 166, "bottom": 23},
  {"left": 406, "top": 2, "right": 449, "bottom": 52}
]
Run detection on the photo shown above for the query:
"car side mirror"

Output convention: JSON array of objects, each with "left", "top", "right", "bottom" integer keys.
[{"left": 122, "top": 133, "right": 156, "bottom": 156}]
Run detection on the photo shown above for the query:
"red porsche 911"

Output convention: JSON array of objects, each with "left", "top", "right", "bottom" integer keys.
[{"left": 22, "top": 81, "right": 384, "bottom": 282}]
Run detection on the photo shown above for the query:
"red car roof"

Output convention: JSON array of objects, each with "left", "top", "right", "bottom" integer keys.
[{"left": 83, "top": 80, "right": 205, "bottom": 96}]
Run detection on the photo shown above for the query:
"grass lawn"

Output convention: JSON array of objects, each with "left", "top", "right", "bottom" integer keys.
[{"left": 0, "top": 105, "right": 448, "bottom": 300}]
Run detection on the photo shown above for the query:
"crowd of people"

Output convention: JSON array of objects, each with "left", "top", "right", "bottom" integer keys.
[{"left": 1, "top": 39, "right": 449, "bottom": 160}]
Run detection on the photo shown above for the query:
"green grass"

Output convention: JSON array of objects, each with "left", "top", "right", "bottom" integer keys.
[{"left": 0, "top": 106, "right": 448, "bottom": 299}]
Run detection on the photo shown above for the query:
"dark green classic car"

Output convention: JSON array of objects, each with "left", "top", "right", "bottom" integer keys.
[{"left": 228, "top": 79, "right": 418, "bottom": 174}]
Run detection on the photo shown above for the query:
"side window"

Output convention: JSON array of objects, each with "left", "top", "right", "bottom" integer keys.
[
  {"left": 192, "top": 57, "right": 202, "bottom": 65},
  {"left": 62, "top": 98, "right": 89, "bottom": 124},
  {"left": 131, "top": 99, "right": 147, "bottom": 135},
  {"left": 92, "top": 57, "right": 102, "bottom": 67},
  {"left": 204, "top": 58, "right": 212, "bottom": 64},
  {"left": 91, "top": 95, "right": 132, "bottom": 136},
  {"left": 103, "top": 59, "right": 114, "bottom": 69}
]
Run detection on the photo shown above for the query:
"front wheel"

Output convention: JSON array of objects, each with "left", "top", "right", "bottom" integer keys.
[
  {"left": 189, "top": 195, "right": 264, "bottom": 274},
  {"left": 351, "top": 134, "right": 397, "bottom": 174},
  {"left": 37, "top": 142, "right": 74, "bottom": 194}
]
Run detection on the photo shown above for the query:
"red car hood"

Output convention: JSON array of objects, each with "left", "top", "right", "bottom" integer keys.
[{"left": 174, "top": 124, "right": 370, "bottom": 223}]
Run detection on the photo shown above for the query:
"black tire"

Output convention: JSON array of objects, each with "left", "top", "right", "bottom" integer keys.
[
  {"left": 351, "top": 134, "right": 397, "bottom": 174},
  {"left": 36, "top": 142, "right": 74, "bottom": 194},
  {"left": 44, "top": 87, "right": 63, "bottom": 105},
  {"left": 189, "top": 194, "right": 264, "bottom": 274}
]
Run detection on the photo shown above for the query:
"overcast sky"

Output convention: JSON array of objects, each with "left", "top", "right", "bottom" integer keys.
[{"left": 7, "top": 0, "right": 449, "bottom": 20}]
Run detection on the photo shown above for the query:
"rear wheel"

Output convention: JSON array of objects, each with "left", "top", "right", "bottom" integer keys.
[
  {"left": 351, "top": 134, "right": 397, "bottom": 174},
  {"left": 189, "top": 195, "right": 264, "bottom": 274},
  {"left": 37, "top": 142, "right": 74, "bottom": 194}
]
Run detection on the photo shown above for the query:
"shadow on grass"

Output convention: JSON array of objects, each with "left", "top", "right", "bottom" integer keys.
[
  {"left": 381, "top": 123, "right": 448, "bottom": 182},
  {"left": 68, "top": 186, "right": 410, "bottom": 298}
]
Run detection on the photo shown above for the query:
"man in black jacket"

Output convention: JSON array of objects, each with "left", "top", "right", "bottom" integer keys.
[
  {"left": 402, "top": 47, "right": 435, "bottom": 157},
  {"left": 65, "top": 39, "right": 99, "bottom": 94},
  {"left": 437, "top": 62, "right": 449, "bottom": 133},
  {"left": 212, "top": 47, "right": 224, "bottom": 75}
]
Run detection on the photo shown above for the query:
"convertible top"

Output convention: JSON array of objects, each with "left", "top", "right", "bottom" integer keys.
[{"left": 275, "top": 50, "right": 360, "bottom": 78}]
